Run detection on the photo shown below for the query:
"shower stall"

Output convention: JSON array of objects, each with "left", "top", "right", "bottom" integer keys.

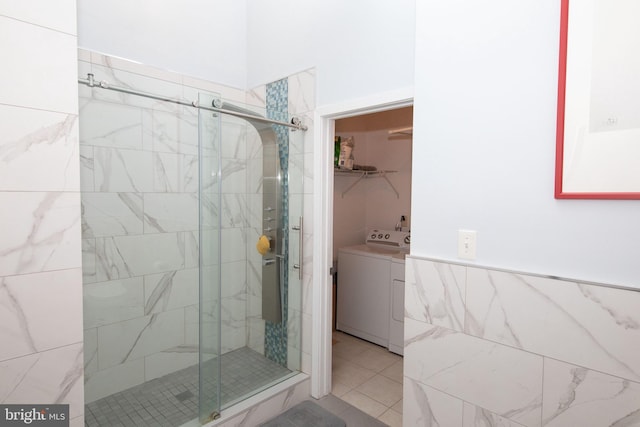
[{"left": 79, "top": 64, "right": 306, "bottom": 426}]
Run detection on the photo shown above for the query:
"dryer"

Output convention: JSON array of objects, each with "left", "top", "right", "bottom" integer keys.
[{"left": 336, "top": 229, "right": 409, "bottom": 349}]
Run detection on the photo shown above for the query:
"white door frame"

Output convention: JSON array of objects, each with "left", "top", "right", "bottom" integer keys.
[{"left": 310, "top": 88, "right": 414, "bottom": 398}]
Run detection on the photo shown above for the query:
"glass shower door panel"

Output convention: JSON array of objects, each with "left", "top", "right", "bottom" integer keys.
[{"left": 198, "top": 92, "right": 222, "bottom": 424}]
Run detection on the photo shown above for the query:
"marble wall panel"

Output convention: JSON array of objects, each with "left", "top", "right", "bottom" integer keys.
[
  {"left": 81, "top": 192, "right": 143, "bottom": 237},
  {"left": 0, "top": 105, "right": 79, "bottom": 191},
  {"left": 0, "top": 268, "right": 83, "bottom": 361},
  {"left": 83, "top": 277, "right": 144, "bottom": 329},
  {"left": 97, "top": 308, "right": 184, "bottom": 370},
  {"left": 93, "top": 146, "right": 153, "bottom": 192},
  {"left": 79, "top": 146, "right": 95, "bottom": 192},
  {"left": 405, "top": 257, "right": 640, "bottom": 427},
  {"left": 144, "top": 346, "right": 198, "bottom": 381},
  {"left": 542, "top": 358, "right": 640, "bottom": 426},
  {"left": 94, "top": 232, "right": 186, "bottom": 281},
  {"left": 0, "top": 16, "right": 77, "bottom": 114},
  {"left": 83, "top": 358, "right": 145, "bottom": 403},
  {"left": 405, "top": 318, "right": 543, "bottom": 427},
  {"left": 79, "top": 100, "right": 143, "bottom": 149},
  {"left": 144, "top": 268, "right": 198, "bottom": 314},
  {"left": 0, "top": 343, "right": 83, "bottom": 418},
  {"left": 143, "top": 193, "right": 198, "bottom": 233},
  {"left": 82, "top": 238, "right": 96, "bottom": 284},
  {"left": 288, "top": 69, "right": 315, "bottom": 116},
  {"left": 152, "top": 151, "right": 197, "bottom": 193},
  {"left": 465, "top": 267, "right": 640, "bottom": 382},
  {"left": 0, "top": 191, "right": 81, "bottom": 277},
  {"left": 403, "top": 377, "right": 464, "bottom": 426}
]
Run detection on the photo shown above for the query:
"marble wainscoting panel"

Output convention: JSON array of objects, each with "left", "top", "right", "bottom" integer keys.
[
  {"left": 404, "top": 318, "right": 543, "bottom": 427},
  {"left": 465, "top": 267, "right": 640, "bottom": 382},
  {"left": 0, "top": 342, "right": 83, "bottom": 418},
  {"left": 0, "top": 268, "right": 82, "bottom": 361},
  {"left": 144, "top": 268, "right": 198, "bottom": 315},
  {"left": 0, "top": 191, "right": 81, "bottom": 277},
  {"left": 152, "top": 151, "right": 198, "bottom": 193},
  {"left": 0, "top": 105, "right": 79, "bottom": 191},
  {"left": 94, "top": 232, "right": 186, "bottom": 281},
  {"left": 79, "top": 100, "right": 143, "bottom": 149},
  {"left": 81, "top": 192, "right": 143, "bottom": 237},
  {"left": 405, "top": 257, "right": 466, "bottom": 331},
  {"left": 83, "top": 277, "right": 144, "bottom": 329},
  {"left": 286, "top": 307, "right": 302, "bottom": 371},
  {"left": 93, "top": 146, "right": 153, "bottom": 193},
  {"left": 542, "top": 358, "right": 640, "bottom": 427},
  {"left": 84, "top": 358, "right": 145, "bottom": 403},
  {"left": 463, "top": 402, "right": 527, "bottom": 427},
  {"left": 288, "top": 68, "right": 315, "bottom": 117},
  {"left": 143, "top": 193, "right": 198, "bottom": 233},
  {"left": 403, "top": 377, "right": 464, "bottom": 426},
  {"left": 96, "top": 308, "right": 184, "bottom": 370}
]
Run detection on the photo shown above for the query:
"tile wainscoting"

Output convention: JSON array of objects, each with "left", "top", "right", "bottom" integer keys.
[{"left": 403, "top": 255, "right": 640, "bottom": 427}]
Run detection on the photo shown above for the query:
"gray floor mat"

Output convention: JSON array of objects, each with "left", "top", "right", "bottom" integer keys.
[{"left": 260, "top": 400, "right": 346, "bottom": 427}]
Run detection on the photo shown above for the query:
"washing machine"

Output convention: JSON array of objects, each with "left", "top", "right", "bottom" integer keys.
[{"left": 336, "top": 229, "right": 410, "bottom": 349}]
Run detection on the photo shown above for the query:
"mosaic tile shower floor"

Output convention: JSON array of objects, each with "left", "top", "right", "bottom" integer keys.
[{"left": 84, "top": 347, "right": 292, "bottom": 427}]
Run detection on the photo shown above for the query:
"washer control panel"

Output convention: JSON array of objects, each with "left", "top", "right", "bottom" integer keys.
[{"left": 366, "top": 229, "right": 410, "bottom": 249}]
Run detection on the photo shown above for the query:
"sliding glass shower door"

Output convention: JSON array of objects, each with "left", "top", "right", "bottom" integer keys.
[{"left": 197, "top": 92, "right": 304, "bottom": 423}]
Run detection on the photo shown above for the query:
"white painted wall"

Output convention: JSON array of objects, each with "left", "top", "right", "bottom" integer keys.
[
  {"left": 412, "top": 0, "right": 640, "bottom": 288},
  {"left": 77, "top": 0, "right": 247, "bottom": 88},
  {"left": 246, "top": 0, "right": 416, "bottom": 105}
]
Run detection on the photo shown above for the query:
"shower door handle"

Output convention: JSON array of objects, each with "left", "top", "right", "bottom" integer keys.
[{"left": 292, "top": 217, "right": 303, "bottom": 280}]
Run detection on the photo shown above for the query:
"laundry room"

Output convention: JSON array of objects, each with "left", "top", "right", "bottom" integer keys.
[{"left": 330, "top": 106, "right": 412, "bottom": 421}]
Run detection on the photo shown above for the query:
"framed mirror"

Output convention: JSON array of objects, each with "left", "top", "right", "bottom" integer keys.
[{"left": 555, "top": 0, "right": 640, "bottom": 199}]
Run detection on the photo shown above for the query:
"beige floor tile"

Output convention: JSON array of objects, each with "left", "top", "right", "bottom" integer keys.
[
  {"left": 332, "top": 358, "right": 377, "bottom": 390},
  {"left": 356, "top": 374, "right": 403, "bottom": 407},
  {"left": 380, "top": 359, "right": 403, "bottom": 383},
  {"left": 330, "top": 382, "right": 351, "bottom": 398},
  {"left": 354, "top": 347, "right": 401, "bottom": 372},
  {"left": 378, "top": 408, "right": 403, "bottom": 427},
  {"left": 391, "top": 398, "right": 403, "bottom": 413},
  {"left": 341, "top": 390, "right": 388, "bottom": 419}
]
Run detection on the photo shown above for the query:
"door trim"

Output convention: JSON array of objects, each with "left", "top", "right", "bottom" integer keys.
[{"left": 311, "top": 88, "right": 414, "bottom": 398}]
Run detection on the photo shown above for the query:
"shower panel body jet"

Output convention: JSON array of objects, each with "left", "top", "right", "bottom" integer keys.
[{"left": 219, "top": 101, "right": 283, "bottom": 324}]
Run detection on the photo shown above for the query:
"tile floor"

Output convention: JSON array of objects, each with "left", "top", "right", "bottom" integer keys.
[
  {"left": 331, "top": 331, "right": 403, "bottom": 427},
  {"left": 85, "top": 347, "right": 293, "bottom": 427}
]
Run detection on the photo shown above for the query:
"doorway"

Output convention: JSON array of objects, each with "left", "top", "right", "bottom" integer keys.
[{"left": 310, "top": 92, "right": 413, "bottom": 426}]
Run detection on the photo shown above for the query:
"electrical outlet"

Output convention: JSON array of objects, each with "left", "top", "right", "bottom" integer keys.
[{"left": 458, "top": 230, "right": 477, "bottom": 260}]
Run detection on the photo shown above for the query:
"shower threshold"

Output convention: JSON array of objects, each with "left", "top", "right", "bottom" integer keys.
[{"left": 85, "top": 347, "right": 293, "bottom": 427}]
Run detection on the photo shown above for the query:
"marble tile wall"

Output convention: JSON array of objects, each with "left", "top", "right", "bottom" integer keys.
[
  {"left": 0, "top": 2, "right": 84, "bottom": 426},
  {"left": 404, "top": 255, "right": 640, "bottom": 427},
  {"left": 78, "top": 49, "right": 255, "bottom": 403}
]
